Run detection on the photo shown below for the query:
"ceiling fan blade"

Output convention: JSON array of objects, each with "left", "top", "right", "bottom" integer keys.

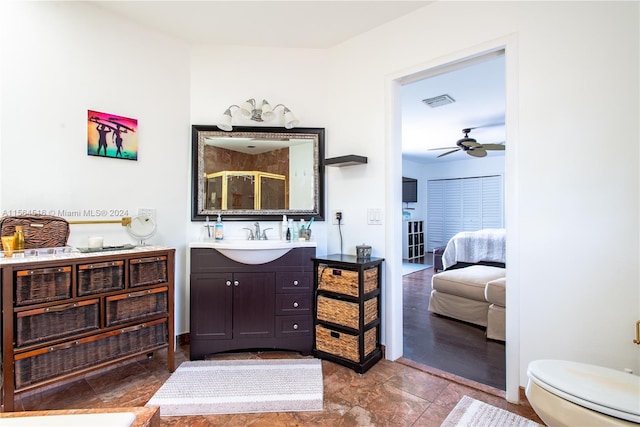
[
  {"left": 467, "top": 148, "right": 487, "bottom": 158},
  {"left": 437, "top": 148, "right": 460, "bottom": 158},
  {"left": 429, "top": 146, "right": 457, "bottom": 151},
  {"left": 479, "top": 143, "right": 505, "bottom": 151}
]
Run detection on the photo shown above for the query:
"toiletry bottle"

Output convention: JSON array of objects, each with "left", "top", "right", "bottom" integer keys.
[
  {"left": 14, "top": 226, "right": 25, "bottom": 254},
  {"left": 286, "top": 218, "right": 292, "bottom": 241},
  {"left": 281, "top": 215, "right": 288, "bottom": 241},
  {"left": 214, "top": 214, "right": 224, "bottom": 240}
]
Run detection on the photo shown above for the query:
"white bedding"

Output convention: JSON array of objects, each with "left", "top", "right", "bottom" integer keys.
[{"left": 442, "top": 228, "right": 506, "bottom": 270}]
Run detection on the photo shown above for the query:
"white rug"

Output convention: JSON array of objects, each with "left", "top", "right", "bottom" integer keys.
[
  {"left": 441, "top": 396, "right": 542, "bottom": 427},
  {"left": 146, "top": 359, "right": 323, "bottom": 416}
]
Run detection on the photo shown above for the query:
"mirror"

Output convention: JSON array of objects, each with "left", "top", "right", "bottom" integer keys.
[{"left": 192, "top": 125, "right": 325, "bottom": 221}]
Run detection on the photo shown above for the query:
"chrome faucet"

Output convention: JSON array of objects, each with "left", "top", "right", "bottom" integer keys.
[
  {"left": 254, "top": 222, "right": 261, "bottom": 240},
  {"left": 261, "top": 228, "right": 273, "bottom": 240},
  {"left": 242, "top": 227, "right": 255, "bottom": 240}
]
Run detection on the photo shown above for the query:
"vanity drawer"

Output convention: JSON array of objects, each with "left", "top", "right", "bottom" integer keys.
[
  {"left": 77, "top": 261, "right": 124, "bottom": 296},
  {"left": 275, "top": 293, "right": 311, "bottom": 315},
  {"left": 106, "top": 287, "right": 168, "bottom": 326},
  {"left": 275, "top": 315, "right": 312, "bottom": 337},
  {"left": 15, "top": 299, "right": 100, "bottom": 347},
  {"left": 129, "top": 256, "right": 168, "bottom": 287},
  {"left": 14, "top": 266, "right": 72, "bottom": 306},
  {"left": 276, "top": 272, "right": 312, "bottom": 293}
]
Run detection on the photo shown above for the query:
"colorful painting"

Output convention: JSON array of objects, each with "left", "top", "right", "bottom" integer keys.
[{"left": 87, "top": 110, "right": 138, "bottom": 160}]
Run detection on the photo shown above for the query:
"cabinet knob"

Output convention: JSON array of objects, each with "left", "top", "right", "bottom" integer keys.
[
  {"left": 234, "top": 280, "right": 239, "bottom": 287},
  {"left": 293, "top": 301, "right": 299, "bottom": 308},
  {"left": 292, "top": 323, "right": 299, "bottom": 330},
  {"left": 293, "top": 280, "right": 299, "bottom": 286},
  {"left": 226, "top": 280, "right": 232, "bottom": 287}
]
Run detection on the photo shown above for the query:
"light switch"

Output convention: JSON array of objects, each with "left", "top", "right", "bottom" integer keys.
[{"left": 367, "top": 208, "right": 383, "bottom": 225}]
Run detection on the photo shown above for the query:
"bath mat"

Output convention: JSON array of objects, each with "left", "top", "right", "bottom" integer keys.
[
  {"left": 441, "top": 395, "right": 542, "bottom": 427},
  {"left": 146, "top": 359, "right": 323, "bottom": 416}
]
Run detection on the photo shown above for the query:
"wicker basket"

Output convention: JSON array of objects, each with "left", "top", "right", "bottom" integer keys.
[
  {"left": 106, "top": 287, "right": 168, "bottom": 326},
  {"left": 14, "top": 320, "right": 167, "bottom": 389},
  {"left": 129, "top": 256, "right": 168, "bottom": 287},
  {"left": 77, "top": 261, "right": 124, "bottom": 296},
  {"left": 16, "top": 299, "right": 100, "bottom": 347},
  {"left": 317, "top": 265, "right": 378, "bottom": 297},
  {"left": 315, "top": 324, "right": 377, "bottom": 363},
  {"left": 0, "top": 215, "right": 69, "bottom": 249},
  {"left": 316, "top": 295, "right": 378, "bottom": 329},
  {"left": 14, "top": 266, "right": 72, "bottom": 306}
]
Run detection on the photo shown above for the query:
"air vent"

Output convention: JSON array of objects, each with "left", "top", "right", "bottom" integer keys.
[{"left": 422, "top": 94, "right": 455, "bottom": 108}]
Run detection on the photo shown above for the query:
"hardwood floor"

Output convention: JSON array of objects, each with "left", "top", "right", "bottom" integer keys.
[
  {"left": 10, "top": 345, "right": 544, "bottom": 426},
  {"left": 402, "top": 256, "right": 506, "bottom": 390}
]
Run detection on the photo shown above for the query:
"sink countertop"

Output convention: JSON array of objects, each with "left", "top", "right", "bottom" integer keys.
[{"left": 190, "top": 240, "right": 317, "bottom": 249}]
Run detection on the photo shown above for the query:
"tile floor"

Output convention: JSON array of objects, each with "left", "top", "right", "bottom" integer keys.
[{"left": 13, "top": 345, "right": 545, "bottom": 426}]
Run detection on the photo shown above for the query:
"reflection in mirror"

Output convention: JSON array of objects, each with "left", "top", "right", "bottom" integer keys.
[{"left": 192, "top": 126, "right": 325, "bottom": 221}]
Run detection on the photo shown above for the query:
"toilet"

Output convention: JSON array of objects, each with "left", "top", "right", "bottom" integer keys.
[{"left": 526, "top": 360, "right": 640, "bottom": 426}]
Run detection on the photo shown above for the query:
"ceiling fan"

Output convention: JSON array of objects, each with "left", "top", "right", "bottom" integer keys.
[{"left": 430, "top": 127, "right": 505, "bottom": 158}]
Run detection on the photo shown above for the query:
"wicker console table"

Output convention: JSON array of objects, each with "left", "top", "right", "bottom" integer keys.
[
  {"left": 312, "top": 254, "right": 384, "bottom": 373},
  {"left": 0, "top": 246, "right": 175, "bottom": 411}
]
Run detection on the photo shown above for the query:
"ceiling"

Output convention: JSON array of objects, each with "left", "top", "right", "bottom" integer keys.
[{"left": 91, "top": 1, "right": 505, "bottom": 164}]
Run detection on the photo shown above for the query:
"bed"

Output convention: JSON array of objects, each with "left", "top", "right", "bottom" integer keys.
[{"left": 442, "top": 228, "right": 506, "bottom": 270}]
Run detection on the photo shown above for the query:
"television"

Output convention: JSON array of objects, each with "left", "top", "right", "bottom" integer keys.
[{"left": 402, "top": 177, "right": 418, "bottom": 203}]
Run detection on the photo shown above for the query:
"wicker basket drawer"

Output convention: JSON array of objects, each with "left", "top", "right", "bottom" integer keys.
[
  {"left": 275, "top": 315, "right": 312, "bottom": 337},
  {"left": 14, "top": 267, "right": 71, "bottom": 306},
  {"left": 275, "top": 293, "right": 311, "bottom": 315},
  {"left": 316, "top": 295, "right": 378, "bottom": 329},
  {"left": 276, "top": 272, "right": 312, "bottom": 293},
  {"left": 129, "top": 256, "right": 168, "bottom": 288},
  {"left": 317, "top": 265, "right": 378, "bottom": 297},
  {"left": 14, "top": 319, "right": 167, "bottom": 389},
  {"left": 315, "top": 324, "right": 377, "bottom": 363},
  {"left": 16, "top": 299, "right": 100, "bottom": 347},
  {"left": 77, "top": 261, "right": 124, "bottom": 296},
  {"left": 106, "top": 287, "right": 168, "bottom": 326}
]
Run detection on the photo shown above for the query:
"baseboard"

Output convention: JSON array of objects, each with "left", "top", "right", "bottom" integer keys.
[{"left": 177, "top": 332, "right": 190, "bottom": 346}]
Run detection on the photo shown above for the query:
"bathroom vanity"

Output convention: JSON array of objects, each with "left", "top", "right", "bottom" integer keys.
[
  {"left": 189, "top": 242, "right": 316, "bottom": 359},
  {"left": 0, "top": 246, "right": 175, "bottom": 412}
]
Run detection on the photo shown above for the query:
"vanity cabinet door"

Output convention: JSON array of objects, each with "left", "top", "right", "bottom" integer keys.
[
  {"left": 232, "top": 272, "right": 275, "bottom": 339},
  {"left": 190, "top": 273, "right": 233, "bottom": 340}
]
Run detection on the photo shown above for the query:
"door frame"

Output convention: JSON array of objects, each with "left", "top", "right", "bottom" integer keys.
[{"left": 384, "top": 34, "right": 520, "bottom": 402}]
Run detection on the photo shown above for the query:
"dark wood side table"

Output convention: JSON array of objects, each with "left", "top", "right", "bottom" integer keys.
[{"left": 312, "top": 254, "right": 384, "bottom": 373}]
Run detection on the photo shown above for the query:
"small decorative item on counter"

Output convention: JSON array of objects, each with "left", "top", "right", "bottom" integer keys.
[
  {"left": 88, "top": 236, "right": 104, "bottom": 249},
  {"left": 299, "top": 228, "right": 312, "bottom": 241},
  {"left": 356, "top": 243, "right": 372, "bottom": 260},
  {"left": 14, "top": 226, "right": 25, "bottom": 254},
  {"left": 2, "top": 235, "right": 15, "bottom": 257}
]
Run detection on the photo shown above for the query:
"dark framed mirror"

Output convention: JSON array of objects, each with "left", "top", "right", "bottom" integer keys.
[{"left": 191, "top": 125, "right": 325, "bottom": 221}]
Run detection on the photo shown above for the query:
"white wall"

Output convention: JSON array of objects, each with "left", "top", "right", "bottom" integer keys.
[
  {"left": 327, "top": 0, "right": 639, "bottom": 397},
  {"left": 0, "top": 2, "right": 192, "bottom": 334}
]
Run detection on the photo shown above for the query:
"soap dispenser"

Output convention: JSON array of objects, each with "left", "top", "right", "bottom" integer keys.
[
  {"left": 214, "top": 214, "right": 224, "bottom": 240},
  {"left": 14, "top": 226, "right": 25, "bottom": 254}
]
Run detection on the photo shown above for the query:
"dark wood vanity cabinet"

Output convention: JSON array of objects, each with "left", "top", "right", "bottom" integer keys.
[{"left": 189, "top": 247, "right": 315, "bottom": 360}]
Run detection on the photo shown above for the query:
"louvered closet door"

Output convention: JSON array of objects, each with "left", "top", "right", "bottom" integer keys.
[{"left": 426, "top": 175, "right": 503, "bottom": 252}]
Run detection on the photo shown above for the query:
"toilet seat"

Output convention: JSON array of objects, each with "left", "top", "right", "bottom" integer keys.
[{"left": 527, "top": 360, "right": 640, "bottom": 424}]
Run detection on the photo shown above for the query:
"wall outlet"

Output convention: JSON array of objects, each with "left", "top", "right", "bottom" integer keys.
[
  {"left": 138, "top": 208, "right": 156, "bottom": 221},
  {"left": 332, "top": 210, "right": 344, "bottom": 225}
]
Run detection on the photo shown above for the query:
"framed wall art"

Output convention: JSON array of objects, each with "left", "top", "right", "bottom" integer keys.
[{"left": 87, "top": 110, "right": 138, "bottom": 160}]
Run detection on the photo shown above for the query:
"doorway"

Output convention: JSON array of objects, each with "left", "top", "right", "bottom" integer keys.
[{"left": 399, "top": 51, "right": 507, "bottom": 390}]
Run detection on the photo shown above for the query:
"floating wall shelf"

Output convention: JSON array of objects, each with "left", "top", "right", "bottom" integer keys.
[{"left": 324, "top": 155, "right": 368, "bottom": 167}]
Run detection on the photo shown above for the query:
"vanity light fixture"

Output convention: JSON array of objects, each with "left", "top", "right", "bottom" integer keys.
[{"left": 218, "top": 98, "right": 299, "bottom": 131}]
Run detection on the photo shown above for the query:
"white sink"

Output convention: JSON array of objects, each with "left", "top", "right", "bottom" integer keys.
[{"left": 190, "top": 240, "right": 316, "bottom": 264}]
